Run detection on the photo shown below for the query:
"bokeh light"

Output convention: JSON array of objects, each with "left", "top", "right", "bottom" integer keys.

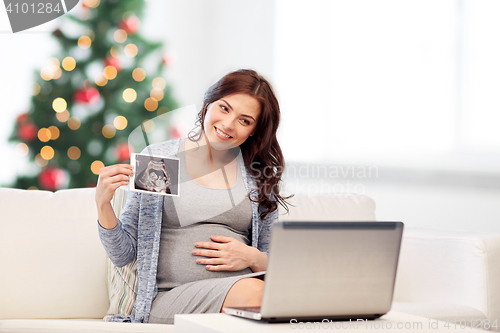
[
  {"left": 32, "top": 82, "right": 40, "bottom": 96},
  {"left": 132, "top": 68, "right": 146, "bottom": 82},
  {"left": 122, "top": 88, "right": 137, "bottom": 103},
  {"left": 41, "top": 68, "right": 53, "bottom": 81},
  {"left": 48, "top": 57, "right": 60, "bottom": 68},
  {"left": 152, "top": 77, "right": 166, "bottom": 90},
  {"left": 68, "top": 146, "right": 81, "bottom": 160},
  {"left": 62, "top": 57, "right": 76, "bottom": 71},
  {"left": 144, "top": 97, "right": 158, "bottom": 111},
  {"left": 83, "top": 0, "right": 100, "bottom": 8},
  {"left": 124, "top": 44, "right": 138, "bottom": 57},
  {"left": 52, "top": 98, "right": 67, "bottom": 113},
  {"left": 102, "top": 124, "right": 116, "bottom": 138},
  {"left": 110, "top": 45, "right": 122, "bottom": 58},
  {"left": 150, "top": 89, "right": 164, "bottom": 101},
  {"left": 16, "top": 143, "right": 29, "bottom": 156},
  {"left": 56, "top": 110, "right": 70, "bottom": 122},
  {"left": 38, "top": 128, "right": 51, "bottom": 142},
  {"left": 48, "top": 126, "right": 60, "bottom": 140},
  {"left": 91, "top": 160, "right": 105, "bottom": 175},
  {"left": 35, "top": 154, "right": 48, "bottom": 167},
  {"left": 95, "top": 73, "right": 108, "bottom": 86},
  {"left": 52, "top": 67, "right": 62, "bottom": 80},
  {"left": 68, "top": 117, "right": 81, "bottom": 130},
  {"left": 40, "top": 58, "right": 62, "bottom": 81},
  {"left": 103, "top": 65, "right": 117, "bottom": 80},
  {"left": 113, "top": 116, "right": 128, "bottom": 130},
  {"left": 114, "top": 29, "right": 127, "bottom": 43},
  {"left": 78, "top": 36, "right": 92, "bottom": 49},
  {"left": 40, "top": 146, "right": 55, "bottom": 160},
  {"left": 157, "top": 106, "right": 170, "bottom": 117}
]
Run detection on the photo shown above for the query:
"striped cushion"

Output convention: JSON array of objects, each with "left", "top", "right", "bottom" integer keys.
[
  {"left": 103, "top": 257, "right": 138, "bottom": 320},
  {"left": 104, "top": 187, "right": 138, "bottom": 321}
]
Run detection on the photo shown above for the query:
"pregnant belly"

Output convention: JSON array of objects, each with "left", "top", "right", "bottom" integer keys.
[{"left": 157, "top": 224, "right": 253, "bottom": 289}]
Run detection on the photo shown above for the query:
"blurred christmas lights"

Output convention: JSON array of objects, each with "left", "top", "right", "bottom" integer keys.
[
  {"left": 124, "top": 43, "right": 138, "bottom": 57},
  {"left": 103, "top": 66, "right": 117, "bottom": 80},
  {"left": 114, "top": 29, "right": 127, "bottom": 43},
  {"left": 38, "top": 128, "right": 51, "bottom": 142},
  {"left": 144, "top": 97, "right": 158, "bottom": 111},
  {"left": 62, "top": 57, "right": 76, "bottom": 71},
  {"left": 40, "top": 146, "right": 55, "bottom": 160},
  {"left": 91, "top": 160, "right": 104, "bottom": 175},
  {"left": 152, "top": 77, "right": 166, "bottom": 90},
  {"left": 52, "top": 98, "right": 67, "bottom": 113},
  {"left": 56, "top": 110, "right": 70, "bottom": 122},
  {"left": 113, "top": 116, "right": 128, "bottom": 130},
  {"left": 78, "top": 36, "right": 92, "bottom": 49},
  {"left": 122, "top": 88, "right": 137, "bottom": 103},
  {"left": 67, "top": 146, "right": 81, "bottom": 160},
  {"left": 132, "top": 68, "right": 146, "bottom": 82},
  {"left": 102, "top": 124, "right": 116, "bottom": 138},
  {"left": 68, "top": 117, "right": 81, "bottom": 130}
]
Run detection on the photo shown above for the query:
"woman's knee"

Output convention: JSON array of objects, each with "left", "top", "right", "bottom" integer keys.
[
  {"left": 222, "top": 278, "right": 265, "bottom": 309},
  {"left": 239, "top": 277, "right": 264, "bottom": 296}
]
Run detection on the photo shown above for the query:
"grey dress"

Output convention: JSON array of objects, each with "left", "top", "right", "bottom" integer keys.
[{"left": 148, "top": 140, "right": 265, "bottom": 324}]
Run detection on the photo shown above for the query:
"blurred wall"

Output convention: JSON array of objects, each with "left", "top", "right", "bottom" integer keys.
[{"left": 141, "top": 0, "right": 276, "bottom": 109}]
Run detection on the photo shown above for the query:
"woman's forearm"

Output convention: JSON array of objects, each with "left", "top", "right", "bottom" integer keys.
[
  {"left": 248, "top": 247, "right": 268, "bottom": 272},
  {"left": 97, "top": 202, "right": 118, "bottom": 230},
  {"left": 97, "top": 203, "right": 137, "bottom": 267}
]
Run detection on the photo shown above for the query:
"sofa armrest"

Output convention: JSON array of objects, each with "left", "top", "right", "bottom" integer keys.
[
  {"left": 394, "top": 228, "right": 500, "bottom": 327},
  {"left": 278, "top": 193, "right": 376, "bottom": 221}
]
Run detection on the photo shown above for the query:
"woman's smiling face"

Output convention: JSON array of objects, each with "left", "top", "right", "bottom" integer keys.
[{"left": 203, "top": 93, "right": 261, "bottom": 149}]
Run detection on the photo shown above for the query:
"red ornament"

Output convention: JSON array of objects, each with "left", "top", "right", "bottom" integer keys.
[
  {"left": 74, "top": 87, "right": 100, "bottom": 104},
  {"left": 162, "top": 53, "right": 174, "bottom": 66},
  {"left": 17, "top": 113, "right": 30, "bottom": 124},
  {"left": 104, "top": 56, "right": 121, "bottom": 72},
  {"left": 169, "top": 126, "right": 183, "bottom": 139},
  {"left": 18, "top": 123, "right": 38, "bottom": 142},
  {"left": 119, "top": 15, "right": 140, "bottom": 35},
  {"left": 52, "top": 28, "right": 63, "bottom": 37},
  {"left": 38, "top": 167, "right": 66, "bottom": 191},
  {"left": 116, "top": 144, "right": 134, "bottom": 162}
]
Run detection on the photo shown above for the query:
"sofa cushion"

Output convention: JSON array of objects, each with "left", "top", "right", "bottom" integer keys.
[
  {"left": 0, "top": 319, "right": 173, "bottom": 332},
  {"left": 392, "top": 302, "right": 487, "bottom": 328},
  {"left": 103, "top": 187, "right": 138, "bottom": 321},
  {"left": 393, "top": 227, "right": 500, "bottom": 329},
  {"left": 278, "top": 193, "right": 376, "bottom": 221},
  {"left": 0, "top": 188, "right": 109, "bottom": 319}
]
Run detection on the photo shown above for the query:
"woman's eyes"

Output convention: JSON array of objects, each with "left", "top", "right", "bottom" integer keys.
[{"left": 219, "top": 104, "right": 251, "bottom": 125}]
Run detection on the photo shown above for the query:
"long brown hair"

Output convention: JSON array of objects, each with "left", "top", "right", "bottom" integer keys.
[{"left": 189, "top": 69, "right": 291, "bottom": 218}]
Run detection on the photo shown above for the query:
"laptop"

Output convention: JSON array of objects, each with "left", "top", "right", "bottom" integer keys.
[{"left": 223, "top": 221, "right": 404, "bottom": 323}]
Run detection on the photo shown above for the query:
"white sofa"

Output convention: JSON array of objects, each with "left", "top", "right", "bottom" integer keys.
[{"left": 0, "top": 187, "right": 499, "bottom": 332}]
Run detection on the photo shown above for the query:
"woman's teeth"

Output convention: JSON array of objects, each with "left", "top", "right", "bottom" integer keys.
[{"left": 215, "top": 127, "right": 231, "bottom": 138}]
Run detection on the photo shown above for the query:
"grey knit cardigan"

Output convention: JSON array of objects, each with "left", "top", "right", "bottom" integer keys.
[{"left": 98, "top": 139, "right": 278, "bottom": 323}]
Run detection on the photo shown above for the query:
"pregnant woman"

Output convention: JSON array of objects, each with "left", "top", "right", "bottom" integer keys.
[{"left": 95, "top": 69, "right": 290, "bottom": 324}]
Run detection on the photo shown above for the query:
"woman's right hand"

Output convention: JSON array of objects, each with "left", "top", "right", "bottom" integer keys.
[{"left": 95, "top": 164, "right": 134, "bottom": 208}]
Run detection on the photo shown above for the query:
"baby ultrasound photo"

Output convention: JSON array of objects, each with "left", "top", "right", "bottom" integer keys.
[{"left": 130, "top": 153, "right": 180, "bottom": 196}]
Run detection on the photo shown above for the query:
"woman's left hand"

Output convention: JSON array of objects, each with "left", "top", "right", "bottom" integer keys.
[{"left": 192, "top": 235, "right": 257, "bottom": 271}]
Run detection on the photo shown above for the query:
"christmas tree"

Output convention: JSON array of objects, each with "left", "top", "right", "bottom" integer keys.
[{"left": 8, "top": 0, "right": 178, "bottom": 191}]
